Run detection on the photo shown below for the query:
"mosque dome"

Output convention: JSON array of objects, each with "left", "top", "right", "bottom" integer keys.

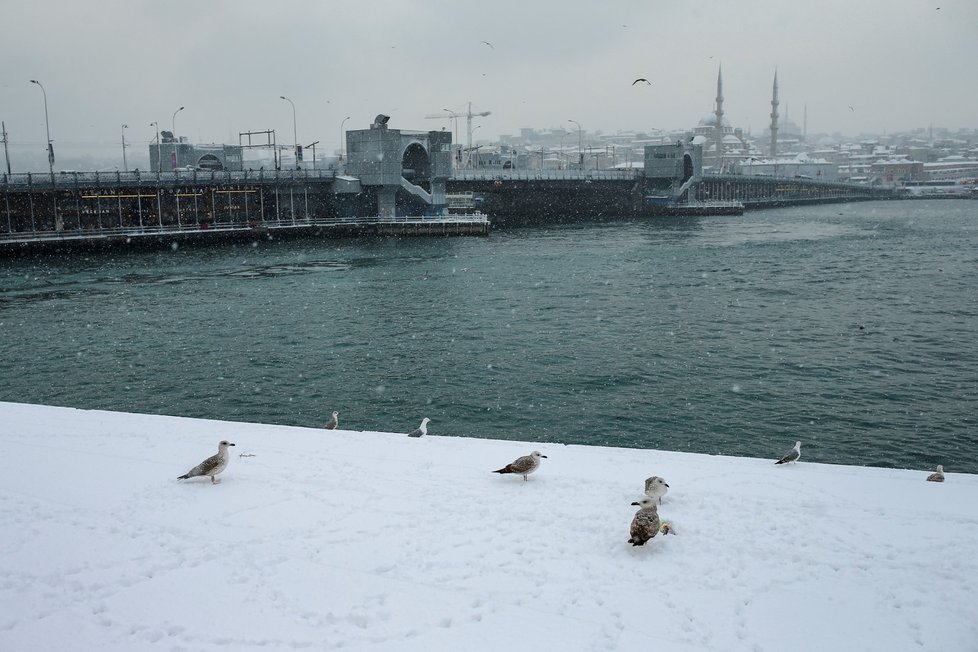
[{"left": 697, "top": 113, "right": 731, "bottom": 128}]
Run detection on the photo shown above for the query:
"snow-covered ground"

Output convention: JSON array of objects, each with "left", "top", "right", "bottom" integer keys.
[{"left": 1, "top": 401, "right": 976, "bottom": 651}]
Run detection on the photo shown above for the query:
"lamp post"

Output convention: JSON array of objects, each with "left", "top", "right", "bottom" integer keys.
[
  {"left": 568, "top": 119, "right": 582, "bottom": 171},
  {"left": 471, "top": 126, "right": 482, "bottom": 168},
  {"left": 29, "top": 79, "right": 54, "bottom": 175},
  {"left": 121, "top": 123, "right": 128, "bottom": 172},
  {"left": 280, "top": 95, "right": 298, "bottom": 168},
  {"left": 170, "top": 106, "right": 184, "bottom": 170},
  {"left": 339, "top": 115, "right": 350, "bottom": 164},
  {"left": 150, "top": 121, "right": 160, "bottom": 172}
]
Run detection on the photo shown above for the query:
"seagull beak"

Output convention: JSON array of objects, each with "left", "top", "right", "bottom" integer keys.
[
  {"left": 541, "top": 455, "right": 548, "bottom": 458},
  {"left": 631, "top": 501, "right": 640, "bottom": 506},
  {"left": 664, "top": 483, "right": 670, "bottom": 488},
  {"left": 229, "top": 442, "right": 236, "bottom": 446}
]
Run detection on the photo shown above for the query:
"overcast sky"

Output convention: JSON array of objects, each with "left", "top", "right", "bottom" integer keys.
[{"left": 2, "top": 0, "right": 976, "bottom": 166}]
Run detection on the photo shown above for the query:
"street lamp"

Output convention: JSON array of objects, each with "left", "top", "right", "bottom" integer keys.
[
  {"left": 305, "top": 141, "right": 319, "bottom": 170},
  {"left": 121, "top": 124, "right": 128, "bottom": 172},
  {"left": 169, "top": 106, "right": 184, "bottom": 170},
  {"left": 443, "top": 108, "right": 458, "bottom": 143},
  {"left": 150, "top": 121, "right": 160, "bottom": 172},
  {"left": 29, "top": 79, "right": 54, "bottom": 175},
  {"left": 280, "top": 95, "right": 298, "bottom": 168},
  {"left": 339, "top": 115, "right": 350, "bottom": 163},
  {"left": 568, "top": 119, "right": 583, "bottom": 171},
  {"left": 471, "top": 125, "right": 482, "bottom": 168}
]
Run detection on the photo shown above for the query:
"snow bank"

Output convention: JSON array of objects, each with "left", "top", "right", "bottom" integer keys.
[{"left": 1, "top": 401, "right": 976, "bottom": 651}]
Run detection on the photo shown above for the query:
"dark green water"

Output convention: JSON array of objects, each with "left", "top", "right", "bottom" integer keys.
[{"left": 2, "top": 200, "right": 976, "bottom": 472}]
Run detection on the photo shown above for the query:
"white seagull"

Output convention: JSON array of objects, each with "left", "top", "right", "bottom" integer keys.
[
  {"left": 493, "top": 451, "right": 547, "bottom": 481},
  {"left": 775, "top": 441, "right": 801, "bottom": 465},
  {"left": 178, "top": 440, "right": 235, "bottom": 484},
  {"left": 324, "top": 411, "right": 339, "bottom": 430},
  {"left": 926, "top": 465, "right": 945, "bottom": 482},
  {"left": 644, "top": 476, "right": 670, "bottom": 504},
  {"left": 408, "top": 417, "right": 431, "bottom": 437}
]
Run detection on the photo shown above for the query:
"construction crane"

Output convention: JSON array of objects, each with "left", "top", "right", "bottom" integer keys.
[{"left": 424, "top": 102, "right": 491, "bottom": 167}]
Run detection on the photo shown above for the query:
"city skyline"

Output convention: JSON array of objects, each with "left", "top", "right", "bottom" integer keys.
[{"left": 2, "top": 0, "right": 976, "bottom": 169}]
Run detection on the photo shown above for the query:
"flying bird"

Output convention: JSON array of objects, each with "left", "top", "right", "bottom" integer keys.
[
  {"left": 775, "top": 441, "right": 801, "bottom": 465},
  {"left": 926, "top": 465, "right": 945, "bottom": 482},
  {"left": 628, "top": 497, "right": 675, "bottom": 546},
  {"left": 480, "top": 40, "right": 494, "bottom": 49},
  {"left": 177, "top": 440, "right": 235, "bottom": 484},
  {"left": 493, "top": 451, "right": 547, "bottom": 481},
  {"left": 848, "top": 105, "right": 855, "bottom": 112},
  {"left": 324, "top": 411, "right": 339, "bottom": 430},
  {"left": 644, "top": 476, "right": 670, "bottom": 504},
  {"left": 632, "top": 78, "right": 652, "bottom": 86},
  {"left": 408, "top": 417, "right": 431, "bottom": 437}
]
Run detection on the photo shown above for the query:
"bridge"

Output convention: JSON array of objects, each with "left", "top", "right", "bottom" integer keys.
[{"left": 0, "top": 128, "right": 901, "bottom": 252}]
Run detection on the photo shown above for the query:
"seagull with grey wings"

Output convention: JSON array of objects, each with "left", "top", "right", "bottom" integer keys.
[
  {"left": 324, "top": 411, "right": 339, "bottom": 430},
  {"left": 775, "top": 441, "right": 801, "bottom": 465},
  {"left": 408, "top": 417, "right": 431, "bottom": 437},
  {"left": 926, "top": 465, "right": 945, "bottom": 482},
  {"left": 177, "top": 440, "right": 235, "bottom": 484},
  {"left": 493, "top": 451, "right": 547, "bottom": 481}
]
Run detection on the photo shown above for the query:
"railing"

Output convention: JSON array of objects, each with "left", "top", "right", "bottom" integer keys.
[
  {"left": 450, "top": 169, "right": 641, "bottom": 182},
  {"left": 1, "top": 168, "right": 338, "bottom": 189},
  {"left": 0, "top": 213, "right": 489, "bottom": 244}
]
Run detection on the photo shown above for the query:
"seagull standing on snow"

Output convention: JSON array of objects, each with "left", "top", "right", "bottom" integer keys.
[
  {"left": 775, "top": 441, "right": 801, "bottom": 465},
  {"left": 408, "top": 417, "right": 431, "bottom": 437},
  {"left": 628, "top": 496, "right": 674, "bottom": 546},
  {"left": 926, "top": 465, "right": 945, "bottom": 482},
  {"left": 324, "top": 411, "right": 339, "bottom": 430},
  {"left": 644, "top": 476, "right": 670, "bottom": 504},
  {"left": 493, "top": 451, "right": 547, "bottom": 481},
  {"left": 177, "top": 440, "right": 235, "bottom": 484}
]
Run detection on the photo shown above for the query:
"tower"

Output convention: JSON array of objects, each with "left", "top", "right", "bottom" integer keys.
[
  {"left": 714, "top": 65, "right": 724, "bottom": 169},
  {"left": 769, "top": 70, "right": 779, "bottom": 158}
]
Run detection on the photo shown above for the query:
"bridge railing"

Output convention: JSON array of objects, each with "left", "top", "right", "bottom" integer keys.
[
  {"left": 450, "top": 169, "right": 641, "bottom": 182},
  {"left": 0, "top": 168, "right": 338, "bottom": 189}
]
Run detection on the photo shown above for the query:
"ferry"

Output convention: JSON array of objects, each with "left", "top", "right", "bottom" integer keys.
[{"left": 901, "top": 179, "right": 976, "bottom": 198}]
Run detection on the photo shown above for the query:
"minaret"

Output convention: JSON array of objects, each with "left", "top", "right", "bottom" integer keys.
[
  {"left": 714, "top": 64, "right": 724, "bottom": 169},
  {"left": 769, "top": 70, "right": 779, "bottom": 158},
  {"left": 803, "top": 104, "right": 808, "bottom": 141}
]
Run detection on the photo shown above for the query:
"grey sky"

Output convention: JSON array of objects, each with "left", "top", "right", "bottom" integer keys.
[{"left": 2, "top": 0, "right": 976, "bottom": 166}]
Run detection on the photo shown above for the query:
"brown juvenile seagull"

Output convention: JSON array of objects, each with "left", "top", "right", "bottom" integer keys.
[
  {"left": 492, "top": 451, "right": 547, "bottom": 481},
  {"left": 408, "top": 417, "right": 431, "bottom": 437},
  {"left": 775, "top": 441, "right": 801, "bottom": 464},
  {"left": 177, "top": 440, "right": 235, "bottom": 484},
  {"left": 926, "top": 465, "right": 945, "bottom": 482},
  {"left": 324, "top": 411, "right": 339, "bottom": 430},
  {"left": 628, "top": 496, "right": 674, "bottom": 546}
]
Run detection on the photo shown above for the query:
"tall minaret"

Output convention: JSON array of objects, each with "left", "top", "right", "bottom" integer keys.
[
  {"left": 769, "top": 69, "right": 780, "bottom": 158},
  {"left": 714, "top": 64, "right": 724, "bottom": 169}
]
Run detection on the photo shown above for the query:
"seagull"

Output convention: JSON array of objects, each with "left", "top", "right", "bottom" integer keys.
[
  {"left": 480, "top": 40, "right": 494, "bottom": 49},
  {"left": 644, "top": 476, "right": 670, "bottom": 504},
  {"left": 408, "top": 417, "right": 431, "bottom": 437},
  {"left": 628, "top": 497, "right": 674, "bottom": 546},
  {"left": 324, "top": 411, "right": 339, "bottom": 430},
  {"left": 632, "top": 78, "right": 652, "bottom": 86},
  {"left": 493, "top": 451, "right": 547, "bottom": 481},
  {"left": 177, "top": 440, "right": 235, "bottom": 484},
  {"left": 848, "top": 105, "right": 855, "bottom": 112},
  {"left": 926, "top": 465, "right": 945, "bottom": 482},
  {"left": 775, "top": 441, "right": 801, "bottom": 465}
]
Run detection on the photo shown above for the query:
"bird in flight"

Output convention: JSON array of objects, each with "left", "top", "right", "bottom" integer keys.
[
  {"left": 848, "top": 105, "right": 855, "bottom": 112},
  {"left": 480, "top": 40, "right": 494, "bottom": 49},
  {"left": 632, "top": 78, "right": 652, "bottom": 86}
]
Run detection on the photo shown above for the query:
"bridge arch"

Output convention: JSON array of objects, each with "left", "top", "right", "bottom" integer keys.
[{"left": 401, "top": 142, "right": 431, "bottom": 181}]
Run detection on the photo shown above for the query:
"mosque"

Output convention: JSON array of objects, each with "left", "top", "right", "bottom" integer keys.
[{"left": 689, "top": 66, "right": 755, "bottom": 173}]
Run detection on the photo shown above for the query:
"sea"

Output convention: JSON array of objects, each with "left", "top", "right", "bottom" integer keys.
[{"left": 1, "top": 199, "right": 976, "bottom": 473}]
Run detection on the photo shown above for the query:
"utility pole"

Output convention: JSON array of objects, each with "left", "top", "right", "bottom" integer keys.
[{"left": 1, "top": 121, "right": 11, "bottom": 174}]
